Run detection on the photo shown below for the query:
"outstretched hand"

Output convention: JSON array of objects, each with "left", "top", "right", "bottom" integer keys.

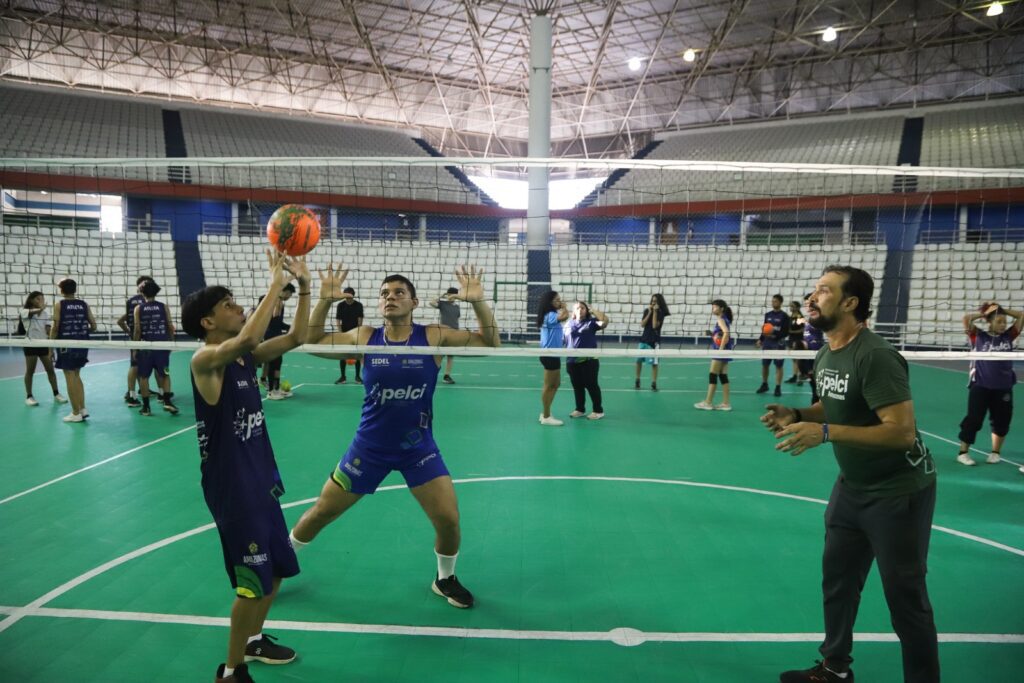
[
  {"left": 266, "top": 249, "right": 296, "bottom": 288},
  {"left": 452, "top": 265, "right": 485, "bottom": 303},
  {"left": 759, "top": 403, "right": 796, "bottom": 434},
  {"left": 317, "top": 263, "right": 350, "bottom": 301}
]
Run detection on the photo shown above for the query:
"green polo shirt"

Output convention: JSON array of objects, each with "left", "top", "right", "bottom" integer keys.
[{"left": 814, "top": 327, "right": 935, "bottom": 497}]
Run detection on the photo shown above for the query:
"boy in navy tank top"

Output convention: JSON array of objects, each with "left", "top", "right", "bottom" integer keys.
[
  {"left": 133, "top": 279, "right": 179, "bottom": 416},
  {"left": 290, "top": 264, "right": 500, "bottom": 610},
  {"left": 49, "top": 278, "right": 96, "bottom": 423},
  {"left": 181, "top": 251, "right": 311, "bottom": 683},
  {"left": 117, "top": 275, "right": 153, "bottom": 407},
  {"left": 955, "top": 302, "right": 1022, "bottom": 467}
]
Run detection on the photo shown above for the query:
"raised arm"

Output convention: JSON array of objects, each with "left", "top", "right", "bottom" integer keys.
[
  {"left": 429, "top": 265, "right": 500, "bottom": 348},
  {"left": 253, "top": 257, "right": 312, "bottom": 363},
  {"left": 591, "top": 307, "right": 610, "bottom": 330},
  {"left": 306, "top": 264, "right": 367, "bottom": 356}
]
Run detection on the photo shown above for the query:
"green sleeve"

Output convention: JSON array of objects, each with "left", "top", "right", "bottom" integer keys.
[{"left": 860, "top": 348, "right": 912, "bottom": 411}]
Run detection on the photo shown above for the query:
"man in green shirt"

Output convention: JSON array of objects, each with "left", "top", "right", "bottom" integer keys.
[{"left": 761, "top": 265, "right": 938, "bottom": 683}]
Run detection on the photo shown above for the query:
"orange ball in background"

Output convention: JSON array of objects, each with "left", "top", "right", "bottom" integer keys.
[
  {"left": 267, "top": 204, "right": 321, "bottom": 256},
  {"left": 762, "top": 322, "right": 775, "bottom": 335}
]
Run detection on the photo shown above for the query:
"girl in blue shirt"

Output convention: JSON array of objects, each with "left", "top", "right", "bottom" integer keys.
[{"left": 537, "top": 290, "right": 569, "bottom": 426}]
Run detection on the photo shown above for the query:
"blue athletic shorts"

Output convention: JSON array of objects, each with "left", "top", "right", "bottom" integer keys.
[
  {"left": 637, "top": 342, "right": 659, "bottom": 365},
  {"left": 55, "top": 347, "right": 88, "bottom": 371},
  {"left": 136, "top": 350, "right": 170, "bottom": 379},
  {"left": 214, "top": 504, "right": 299, "bottom": 599},
  {"left": 331, "top": 442, "right": 450, "bottom": 494},
  {"left": 761, "top": 341, "right": 785, "bottom": 367}
]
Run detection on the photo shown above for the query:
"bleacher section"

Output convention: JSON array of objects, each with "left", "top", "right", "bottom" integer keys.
[
  {"left": 592, "top": 116, "right": 906, "bottom": 206},
  {"left": 919, "top": 103, "right": 1024, "bottom": 192},
  {"left": 906, "top": 242, "right": 1023, "bottom": 348},
  {"left": 0, "top": 226, "right": 180, "bottom": 334}
]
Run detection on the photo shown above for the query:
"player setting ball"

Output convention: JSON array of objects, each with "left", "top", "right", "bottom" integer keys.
[{"left": 267, "top": 204, "right": 321, "bottom": 256}]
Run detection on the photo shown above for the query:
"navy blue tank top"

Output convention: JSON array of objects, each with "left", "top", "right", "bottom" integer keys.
[
  {"left": 138, "top": 300, "right": 170, "bottom": 341},
  {"left": 125, "top": 294, "right": 145, "bottom": 333},
  {"left": 713, "top": 314, "right": 735, "bottom": 350},
  {"left": 352, "top": 324, "right": 440, "bottom": 456},
  {"left": 58, "top": 299, "right": 90, "bottom": 339},
  {"left": 192, "top": 353, "right": 284, "bottom": 520}
]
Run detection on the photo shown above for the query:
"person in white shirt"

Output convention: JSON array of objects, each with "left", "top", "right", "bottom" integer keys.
[{"left": 19, "top": 291, "right": 66, "bottom": 407}]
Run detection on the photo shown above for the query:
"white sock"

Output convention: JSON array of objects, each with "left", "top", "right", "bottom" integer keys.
[
  {"left": 247, "top": 632, "right": 262, "bottom": 645},
  {"left": 222, "top": 665, "right": 234, "bottom": 677},
  {"left": 289, "top": 530, "right": 308, "bottom": 550},
  {"left": 436, "top": 551, "right": 458, "bottom": 579}
]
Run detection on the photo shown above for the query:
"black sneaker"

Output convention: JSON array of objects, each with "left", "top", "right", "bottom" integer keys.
[
  {"left": 162, "top": 399, "right": 179, "bottom": 415},
  {"left": 244, "top": 633, "right": 296, "bottom": 665},
  {"left": 355, "top": 376, "right": 362, "bottom": 384},
  {"left": 432, "top": 574, "right": 474, "bottom": 608},
  {"left": 140, "top": 400, "right": 151, "bottom": 417},
  {"left": 774, "top": 385, "right": 782, "bottom": 397},
  {"left": 651, "top": 383, "right": 658, "bottom": 392},
  {"left": 756, "top": 383, "right": 770, "bottom": 394},
  {"left": 125, "top": 395, "right": 141, "bottom": 407},
  {"left": 779, "top": 660, "right": 853, "bottom": 683},
  {"left": 215, "top": 662, "right": 255, "bottom": 682},
  {"left": 634, "top": 379, "right": 641, "bottom": 390},
  {"left": 785, "top": 376, "right": 798, "bottom": 384},
  {"left": 442, "top": 375, "right": 455, "bottom": 385},
  {"left": 335, "top": 376, "right": 346, "bottom": 384}
]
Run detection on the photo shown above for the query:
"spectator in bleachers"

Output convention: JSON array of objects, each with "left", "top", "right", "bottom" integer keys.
[
  {"left": 695, "top": 299, "right": 734, "bottom": 411},
  {"left": 117, "top": 275, "right": 153, "bottom": 408},
  {"left": 430, "top": 287, "right": 461, "bottom": 384},
  {"left": 756, "top": 294, "right": 791, "bottom": 397},
  {"left": 19, "top": 291, "right": 66, "bottom": 407},
  {"left": 133, "top": 279, "right": 179, "bottom": 416},
  {"left": 955, "top": 302, "right": 1022, "bottom": 467},
  {"left": 334, "top": 286, "right": 364, "bottom": 384},
  {"left": 50, "top": 278, "right": 96, "bottom": 423},
  {"left": 566, "top": 301, "right": 609, "bottom": 420},
  {"left": 537, "top": 290, "right": 569, "bottom": 426},
  {"left": 635, "top": 293, "right": 669, "bottom": 391},
  {"left": 784, "top": 300, "right": 806, "bottom": 385},
  {"left": 264, "top": 284, "right": 296, "bottom": 400}
]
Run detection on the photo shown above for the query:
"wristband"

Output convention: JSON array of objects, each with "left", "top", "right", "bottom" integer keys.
[
  {"left": 298, "top": 291, "right": 312, "bottom": 296},
  {"left": 793, "top": 408, "right": 803, "bottom": 423},
  {"left": 822, "top": 422, "right": 830, "bottom": 443}
]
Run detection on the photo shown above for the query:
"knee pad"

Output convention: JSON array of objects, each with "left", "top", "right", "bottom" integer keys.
[
  {"left": 719, "top": 374, "right": 729, "bottom": 385},
  {"left": 708, "top": 373, "right": 718, "bottom": 385}
]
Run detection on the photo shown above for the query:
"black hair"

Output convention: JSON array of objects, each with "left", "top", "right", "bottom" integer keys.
[
  {"left": 789, "top": 300, "right": 802, "bottom": 311},
  {"left": 181, "top": 286, "right": 233, "bottom": 339},
  {"left": 536, "top": 290, "right": 560, "bottom": 328},
  {"left": 651, "top": 293, "right": 670, "bottom": 317},
  {"left": 711, "top": 298, "right": 734, "bottom": 322},
  {"left": 821, "top": 265, "right": 874, "bottom": 322},
  {"left": 985, "top": 306, "right": 1007, "bottom": 323},
  {"left": 772, "top": 293, "right": 784, "bottom": 303},
  {"left": 574, "top": 301, "right": 592, "bottom": 319},
  {"left": 446, "top": 287, "right": 459, "bottom": 295},
  {"left": 343, "top": 286, "right": 356, "bottom": 295},
  {"left": 141, "top": 280, "right": 161, "bottom": 298},
  {"left": 24, "top": 291, "right": 43, "bottom": 308},
  {"left": 381, "top": 274, "right": 417, "bottom": 299},
  {"left": 282, "top": 283, "right": 296, "bottom": 294},
  {"left": 136, "top": 275, "right": 154, "bottom": 286},
  {"left": 58, "top": 278, "right": 77, "bottom": 295}
]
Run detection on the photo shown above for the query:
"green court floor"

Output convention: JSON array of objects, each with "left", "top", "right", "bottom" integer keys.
[{"left": 1, "top": 351, "right": 1021, "bottom": 682}]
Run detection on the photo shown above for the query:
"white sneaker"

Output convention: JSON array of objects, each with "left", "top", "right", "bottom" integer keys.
[
  {"left": 586, "top": 412, "right": 604, "bottom": 420},
  {"left": 539, "top": 415, "right": 564, "bottom": 426},
  {"left": 281, "top": 389, "right": 294, "bottom": 398},
  {"left": 25, "top": 396, "right": 39, "bottom": 406},
  {"left": 80, "top": 408, "right": 89, "bottom": 418},
  {"left": 63, "top": 412, "right": 84, "bottom": 423},
  {"left": 54, "top": 393, "right": 68, "bottom": 404},
  {"left": 986, "top": 452, "right": 1001, "bottom": 464},
  {"left": 693, "top": 401, "right": 714, "bottom": 411},
  {"left": 569, "top": 410, "right": 586, "bottom": 418},
  {"left": 956, "top": 452, "right": 976, "bottom": 466},
  {"left": 714, "top": 403, "right": 733, "bottom": 411},
  {"left": 266, "top": 390, "right": 285, "bottom": 401},
  {"left": 1019, "top": 466, "right": 1024, "bottom": 475}
]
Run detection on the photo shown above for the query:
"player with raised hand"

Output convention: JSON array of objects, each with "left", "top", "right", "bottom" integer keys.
[
  {"left": 289, "top": 263, "right": 499, "bottom": 610},
  {"left": 181, "top": 250, "right": 311, "bottom": 683}
]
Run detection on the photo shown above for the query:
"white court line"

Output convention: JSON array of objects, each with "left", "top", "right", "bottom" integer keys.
[
  {"left": 0, "top": 357, "right": 129, "bottom": 381},
  {"left": 2, "top": 476, "right": 1021, "bottom": 636},
  {"left": 0, "top": 425, "right": 196, "bottom": 506},
  {"left": 0, "top": 605, "right": 1020, "bottom": 646},
  {"left": 299, "top": 383, "right": 767, "bottom": 395},
  {"left": 919, "top": 429, "right": 1024, "bottom": 469}
]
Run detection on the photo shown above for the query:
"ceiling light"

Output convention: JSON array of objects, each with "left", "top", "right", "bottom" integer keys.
[
  {"left": 822, "top": 26, "right": 838, "bottom": 42},
  {"left": 987, "top": 2, "right": 1004, "bottom": 17},
  {"left": 683, "top": 48, "right": 696, "bottom": 62},
  {"left": 627, "top": 57, "right": 643, "bottom": 72}
]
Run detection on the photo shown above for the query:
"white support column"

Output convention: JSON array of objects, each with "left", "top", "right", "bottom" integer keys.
[
  {"left": 648, "top": 217, "right": 657, "bottom": 246},
  {"left": 958, "top": 205, "right": 968, "bottom": 243},
  {"left": 526, "top": 13, "right": 552, "bottom": 249},
  {"left": 419, "top": 215, "right": 428, "bottom": 242},
  {"left": 231, "top": 202, "right": 239, "bottom": 237},
  {"left": 842, "top": 210, "right": 852, "bottom": 245}
]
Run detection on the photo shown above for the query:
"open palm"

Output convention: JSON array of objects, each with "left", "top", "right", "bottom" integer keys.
[
  {"left": 453, "top": 265, "right": 485, "bottom": 303},
  {"left": 317, "top": 263, "right": 350, "bottom": 301}
]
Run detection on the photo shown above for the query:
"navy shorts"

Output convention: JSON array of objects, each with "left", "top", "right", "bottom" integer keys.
[
  {"left": 136, "top": 350, "right": 170, "bottom": 379},
  {"left": 214, "top": 504, "right": 299, "bottom": 599},
  {"left": 331, "top": 442, "right": 450, "bottom": 494},
  {"left": 55, "top": 348, "right": 88, "bottom": 371},
  {"left": 539, "top": 356, "right": 561, "bottom": 371},
  {"left": 761, "top": 342, "right": 785, "bottom": 367}
]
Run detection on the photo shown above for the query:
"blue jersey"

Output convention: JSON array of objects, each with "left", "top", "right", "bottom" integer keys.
[
  {"left": 761, "top": 309, "right": 790, "bottom": 347},
  {"left": 540, "top": 311, "right": 563, "bottom": 349},
  {"left": 969, "top": 328, "right": 1019, "bottom": 390},
  {"left": 192, "top": 353, "right": 285, "bottom": 521},
  {"left": 57, "top": 299, "right": 90, "bottom": 339},
  {"left": 712, "top": 314, "right": 735, "bottom": 350},
  {"left": 566, "top": 318, "right": 601, "bottom": 364},
  {"left": 803, "top": 321, "right": 824, "bottom": 350},
  {"left": 138, "top": 300, "right": 170, "bottom": 341},
  {"left": 125, "top": 294, "right": 145, "bottom": 333},
  {"left": 353, "top": 324, "right": 440, "bottom": 456}
]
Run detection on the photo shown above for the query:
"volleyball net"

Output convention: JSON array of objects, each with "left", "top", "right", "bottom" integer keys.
[{"left": 1, "top": 156, "right": 1022, "bottom": 361}]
